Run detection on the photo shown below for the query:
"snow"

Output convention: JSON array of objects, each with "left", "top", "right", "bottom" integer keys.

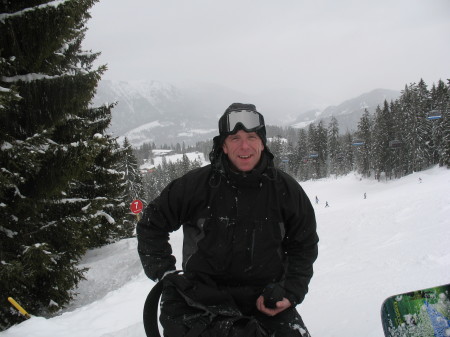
[
  {"left": 177, "top": 129, "right": 217, "bottom": 137},
  {"left": 125, "top": 121, "right": 168, "bottom": 134},
  {"left": 0, "top": 0, "right": 69, "bottom": 23},
  {"left": 268, "top": 137, "right": 288, "bottom": 143},
  {"left": 1, "top": 166, "right": 449, "bottom": 337},
  {"left": 107, "top": 80, "right": 176, "bottom": 102},
  {"left": 1, "top": 142, "right": 13, "bottom": 150},
  {"left": 140, "top": 151, "right": 207, "bottom": 171},
  {"left": 1, "top": 74, "right": 56, "bottom": 83},
  {"left": 291, "top": 120, "right": 315, "bottom": 129},
  {"left": 117, "top": 121, "right": 175, "bottom": 146},
  {"left": 94, "top": 211, "right": 115, "bottom": 224}
]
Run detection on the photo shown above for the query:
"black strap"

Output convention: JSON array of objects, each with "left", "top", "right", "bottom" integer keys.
[
  {"left": 142, "top": 272, "right": 268, "bottom": 337},
  {"left": 143, "top": 280, "right": 164, "bottom": 337},
  {"left": 143, "top": 277, "right": 209, "bottom": 337}
]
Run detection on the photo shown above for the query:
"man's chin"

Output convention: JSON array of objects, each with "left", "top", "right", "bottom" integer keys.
[{"left": 234, "top": 162, "right": 256, "bottom": 172}]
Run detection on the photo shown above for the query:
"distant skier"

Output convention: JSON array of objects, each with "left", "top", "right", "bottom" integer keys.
[
  {"left": 419, "top": 177, "right": 422, "bottom": 183},
  {"left": 315, "top": 196, "right": 319, "bottom": 204},
  {"left": 325, "top": 201, "right": 329, "bottom": 207},
  {"left": 364, "top": 193, "right": 367, "bottom": 199}
]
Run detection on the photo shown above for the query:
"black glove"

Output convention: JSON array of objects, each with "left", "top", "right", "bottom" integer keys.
[{"left": 262, "top": 283, "right": 285, "bottom": 309}]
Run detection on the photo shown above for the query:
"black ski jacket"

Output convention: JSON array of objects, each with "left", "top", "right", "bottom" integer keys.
[{"left": 137, "top": 152, "right": 318, "bottom": 306}]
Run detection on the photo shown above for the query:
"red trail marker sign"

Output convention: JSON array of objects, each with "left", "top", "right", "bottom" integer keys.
[{"left": 130, "top": 199, "right": 143, "bottom": 214}]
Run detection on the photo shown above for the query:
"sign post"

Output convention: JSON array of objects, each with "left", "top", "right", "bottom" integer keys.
[{"left": 130, "top": 199, "right": 144, "bottom": 221}]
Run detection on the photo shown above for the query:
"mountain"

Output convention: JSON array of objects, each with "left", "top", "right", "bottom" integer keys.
[
  {"left": 291, "top": 88, "right": 401, "bottom": 132},
  {"left": 92, "top": 80, "right": 401, "bottom": 147},
  {"left": 92, "top": 80, "right": 254, "bottom": 147}
]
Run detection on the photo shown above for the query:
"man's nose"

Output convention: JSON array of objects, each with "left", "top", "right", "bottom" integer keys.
[{"left": 240, "top": 139, "right": 250, "bottom": 149}]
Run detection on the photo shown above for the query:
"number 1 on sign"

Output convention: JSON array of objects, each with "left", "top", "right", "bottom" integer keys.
[{"left": 130, "top": 199, "right": 143, "bottom": 220}]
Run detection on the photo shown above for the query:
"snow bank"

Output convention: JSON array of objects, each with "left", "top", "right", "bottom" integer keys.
[{"left": 1, "top": 166, "right": 449, "bottom": 337}]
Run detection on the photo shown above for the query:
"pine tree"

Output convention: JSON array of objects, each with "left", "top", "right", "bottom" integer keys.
[
  {"left": 429, "top": 80, "right": 449, "bottom": 166},
  {"left": 305, "top": 123, "right": 319, "bottom": 179},
  {"left": 327, "top": 117, "right": 341, "bottom": 176},
  {"left": 400, "top": 82, "right": 430, "bottom": 173},
  {"left": 268, "top": 135, "right": 285, "bottom": 169},
  {"left": 294, "top": 128, "right": 310, "bottom": 181},
  {"left": 0, "top": 0, "right": 129, "bottom": 328},
  {"left": 119, "top": 138, "right": 145, "bottom": 203},
  {"left": 372, "top": 102, "right": 391, "bottom": 180},
  {"left": 315, "top": 121, "right": 328, "bottom": 178},
  {"left": 355, "top": 109, "right": 373, "bottom": 177},
  {"left": 416, "top": 79, "right": 434, "bottom": 168},
  {"left": 284, "top": 142, "right": 296, "bottom": 176},
  {"left": 179, "top": 153, "right": 191, "bottom": 176},
  {"left": 389, "top": 100, "right": 407, "bottom": 178},
  {"left": 340, "top": 132, "right": 354, "bottom": 174},
  {"left": 142, "top": 153, "right": 203, "bottom": 203},
  {"left": 72, "top": 134, "right": 134, "bottom": 248}
]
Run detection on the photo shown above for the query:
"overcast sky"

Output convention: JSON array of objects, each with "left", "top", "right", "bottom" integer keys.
[{"left": 84, "top": 0, "right": 449, "bottom": 109}]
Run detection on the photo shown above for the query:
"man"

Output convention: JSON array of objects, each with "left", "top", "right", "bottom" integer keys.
[{"left": 137, "top": 103, "right": 319, "bottom": 336}]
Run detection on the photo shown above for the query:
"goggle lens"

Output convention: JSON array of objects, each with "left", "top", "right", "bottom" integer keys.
[{"left": 224, "top": 110, "right": 263, "bottom": 134}]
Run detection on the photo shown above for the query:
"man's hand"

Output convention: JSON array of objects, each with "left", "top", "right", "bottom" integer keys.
[{"left": 256, "top": 295, "right": 291, "bottom": 316}]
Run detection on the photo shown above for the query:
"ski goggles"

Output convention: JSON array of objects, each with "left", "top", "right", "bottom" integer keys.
[{"left": 219, "top": 109, "right": 265, "bottom": 135}]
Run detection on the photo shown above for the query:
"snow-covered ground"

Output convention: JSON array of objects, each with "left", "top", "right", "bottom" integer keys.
[
  {"left": 140, "top": 150, "right": 206, "bottom": 172},
  {"left": 2, "top": 166, "right": 449, "bottom": 337}
]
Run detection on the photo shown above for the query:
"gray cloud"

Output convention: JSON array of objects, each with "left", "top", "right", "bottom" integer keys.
[{"left": 84, "top": 0, "right": 450, "bottom": 110}]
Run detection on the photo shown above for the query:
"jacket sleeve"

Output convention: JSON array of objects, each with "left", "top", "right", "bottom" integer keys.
[
  {"left": 136, "top": 178, "right": 187, "bottom": 281},
  {"left": 281, "top": 181, "right": 319, "bottom": 306}
]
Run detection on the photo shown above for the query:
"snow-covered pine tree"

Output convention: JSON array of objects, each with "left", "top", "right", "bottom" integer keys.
[
  {"left": 178, "top": 153, "right": 191, "bottom": 177},
  {"left": 355, "top": 109, "right": 373, "bottom": 177},
  {"left": 119, "top": 138, "right": 145, "bottom": 204},
  {"left": 327, "top": 116, "right": 342, "bottom": 176},
  {"left": 306, "top": 123, "right": 319, "bottom": 179},
  {"left": 372, "top": 101, "right": 396, "bottom": 180},
  {"left": 315, "top": 120, "right": 328, "bottom": 179},
  {"left": 268, "top": 135, "right": 285, "bottom": 169},
  {"left": 400, "top": 82, "right": 429, "bottom": 173},
  {"left": 0, "top": 0, "right": 128, "bottom": 328},
  {"left": 416, "top": 79, "right": 435, "bottom": 168},
  {"left": 294, "top": 128, "right": 309, "bottom": 181},
  {"left": 284, "top": 142, "right": 296, "bottom": 176},
  {"left": 340, "top": 132, "right": 354, "bottom": 174},
  {"left": 429, "top": 80, "right": 449, "bottom": 167},
  {"left": 389, "top": 100, "right": 408, "bottom": 178},
  {"left": 70, "top": 133, "right": 134, "bottom": 248}
]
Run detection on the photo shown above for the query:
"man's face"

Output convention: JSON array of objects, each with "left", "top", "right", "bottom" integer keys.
[{"left": 222, "top": 130, "right": 264, "bottom": 172}]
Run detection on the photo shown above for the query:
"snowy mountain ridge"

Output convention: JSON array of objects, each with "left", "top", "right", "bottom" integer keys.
[
  {"left": 93, "top": 80, "right": 401, "bottom": 147},
  {"left": 289, "top": 88, "right": 401, "bottom": 131}
]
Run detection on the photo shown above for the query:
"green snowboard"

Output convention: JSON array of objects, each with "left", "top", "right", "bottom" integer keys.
[{"left": 381, "top": 284, "right": 450, "bottom": 337}]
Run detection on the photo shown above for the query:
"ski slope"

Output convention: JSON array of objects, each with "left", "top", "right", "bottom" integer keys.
[{"left": 2, "top": 166, "right": 449, "bottom": 337}]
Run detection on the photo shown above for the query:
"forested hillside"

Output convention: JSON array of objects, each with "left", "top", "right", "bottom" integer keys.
[{"left": 268, "top": 79, "right": 449, "bottom": 181}]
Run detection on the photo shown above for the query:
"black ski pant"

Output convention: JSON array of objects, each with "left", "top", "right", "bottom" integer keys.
[{"left": 159, "top": 284, "right": 311, "bottom": 337}]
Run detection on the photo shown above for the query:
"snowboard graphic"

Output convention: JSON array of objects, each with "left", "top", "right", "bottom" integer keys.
[{"left": 381, "top": 284, "right": 450, "bottom": 337}]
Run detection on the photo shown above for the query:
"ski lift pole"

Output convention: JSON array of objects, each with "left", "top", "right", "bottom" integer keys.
[{"left": 7, "top": 297, "right": 31, "bottom": 319}]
